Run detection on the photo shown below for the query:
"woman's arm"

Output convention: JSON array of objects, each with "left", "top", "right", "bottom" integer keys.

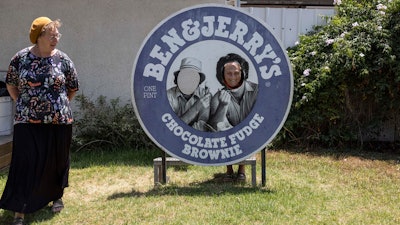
[
  {"left": 6, "top": 84, "right": 19, "bottom": 101},
  {"left": 67, "top": 89, "right": 77, "bottom": 101},
  {"left": 209, "top": 90, "right": 231, "bottom": 130}
]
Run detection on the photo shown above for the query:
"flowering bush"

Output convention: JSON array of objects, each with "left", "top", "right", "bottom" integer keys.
[{"left": 275, "top": 0, "right": 400, "bottom": 148}]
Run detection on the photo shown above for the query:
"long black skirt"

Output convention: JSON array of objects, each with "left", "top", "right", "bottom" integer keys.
[{"left": 0, "top": 123, "right": 72, "bottom": 214}]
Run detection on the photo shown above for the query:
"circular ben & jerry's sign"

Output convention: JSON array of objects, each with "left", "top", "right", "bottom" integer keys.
[{"left": 131, "top": 4, "right": 293, "bottom": 166}]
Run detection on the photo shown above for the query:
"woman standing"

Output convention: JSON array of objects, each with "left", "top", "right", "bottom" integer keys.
[
  {"left": 0, "top": 17, "right": 79, "bottom": 225},
  {"left": 209, "top": 53, "right": 258, "bottom": 183}
]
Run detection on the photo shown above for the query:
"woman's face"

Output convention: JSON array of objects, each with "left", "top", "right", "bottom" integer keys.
[
  {"left": 223, "top": 62, "right": 242, "bottom": 89},
  {"left": 38, "top": 28, "right": 61, "bottom": 51}
]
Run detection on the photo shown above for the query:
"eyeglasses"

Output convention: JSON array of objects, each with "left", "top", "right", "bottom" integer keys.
[{"left": 48, "top": 33, "right": 62, "bottom": 41}]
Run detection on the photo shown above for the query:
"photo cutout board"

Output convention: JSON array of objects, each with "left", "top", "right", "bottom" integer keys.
[{"left": 131, "top": 4, "right": 293, "bottom": 166}]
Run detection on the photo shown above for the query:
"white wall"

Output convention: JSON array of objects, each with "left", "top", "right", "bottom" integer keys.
[
  {"left": 0, "top": 0, "right": 225, "bottom": 104},
  {"left": 243, "top": 7, "right": 335, "bottom": 48}
]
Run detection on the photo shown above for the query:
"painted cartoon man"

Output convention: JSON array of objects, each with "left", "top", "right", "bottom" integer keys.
[{"left": 167, "top": 57, "right": 212, "bottom": 131}]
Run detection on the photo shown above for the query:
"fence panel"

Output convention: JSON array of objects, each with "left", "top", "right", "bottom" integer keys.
[{"left": 242, "top": 7, "right": 335, "bottom": 48}]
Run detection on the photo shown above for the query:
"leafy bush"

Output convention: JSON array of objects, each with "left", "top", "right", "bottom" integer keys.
[
  {"left": 71, "top": 94, "right": 155, "bottom": 151},
  {"left": 274, "top": 0, "right": 400, "bottom": 148}
]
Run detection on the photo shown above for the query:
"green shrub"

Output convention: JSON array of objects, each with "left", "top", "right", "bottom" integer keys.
[
  {"left": 274, "top": 0, "right": 400, "bottom": 148},
  {"left": 71, "top": 94, "right": 155, "bottom": 151}
]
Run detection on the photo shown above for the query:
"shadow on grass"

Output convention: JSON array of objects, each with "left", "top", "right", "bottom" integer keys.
[
  {"left": 107, "top": 172, "right": 274, "bottom": 200},
  {"left": 272, "top": 145, "right": 400, "bottom": 163},
  {"left": 70, "top": 144, "right": 400, "bottom": 171},
  {"left": 0, "top": 204, "right": 58, "bottom": 225},
  {"left": 70, "top": 147, "right": 161, "bottom": 169}
]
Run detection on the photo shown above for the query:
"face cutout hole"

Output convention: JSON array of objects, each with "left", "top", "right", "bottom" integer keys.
[{"left": 177, "top": 68, "right": 201, "bottom": 95}]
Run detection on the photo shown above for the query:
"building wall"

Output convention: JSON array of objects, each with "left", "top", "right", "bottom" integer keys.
[
  {"left": 240, "top": 0, "right": 333, "bottom": 7},
  {"left": 0, "top": 0, "right": 225, "bottom": 104},
  {"left": 242, "top": 7, "right": 334, "bottom": 48}
]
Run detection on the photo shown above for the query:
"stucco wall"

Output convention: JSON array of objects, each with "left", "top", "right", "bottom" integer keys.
[{"left": 0, "top": 0, "right": 225, "bottom": 104}]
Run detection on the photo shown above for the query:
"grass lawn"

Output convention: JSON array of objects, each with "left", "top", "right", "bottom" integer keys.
[{"left": 0, "top": 147, "right": 399, "bottom": 225}]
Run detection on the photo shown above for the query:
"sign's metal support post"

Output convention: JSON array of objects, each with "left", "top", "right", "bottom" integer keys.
[
  {"left": 161, "top": 150, "right": 167, "bottom": 184},
  {"left": 261, "top": 148, "right": 266, "bottom": 187}
]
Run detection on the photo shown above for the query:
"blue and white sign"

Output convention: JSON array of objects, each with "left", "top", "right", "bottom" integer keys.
[{"left": 131, "top": 4, "right": 293, "bottom": 166}]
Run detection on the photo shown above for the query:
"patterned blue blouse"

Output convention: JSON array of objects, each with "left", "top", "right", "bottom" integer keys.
[{"left": 6, "top": 47, "right": 79, "bottom": 124}]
